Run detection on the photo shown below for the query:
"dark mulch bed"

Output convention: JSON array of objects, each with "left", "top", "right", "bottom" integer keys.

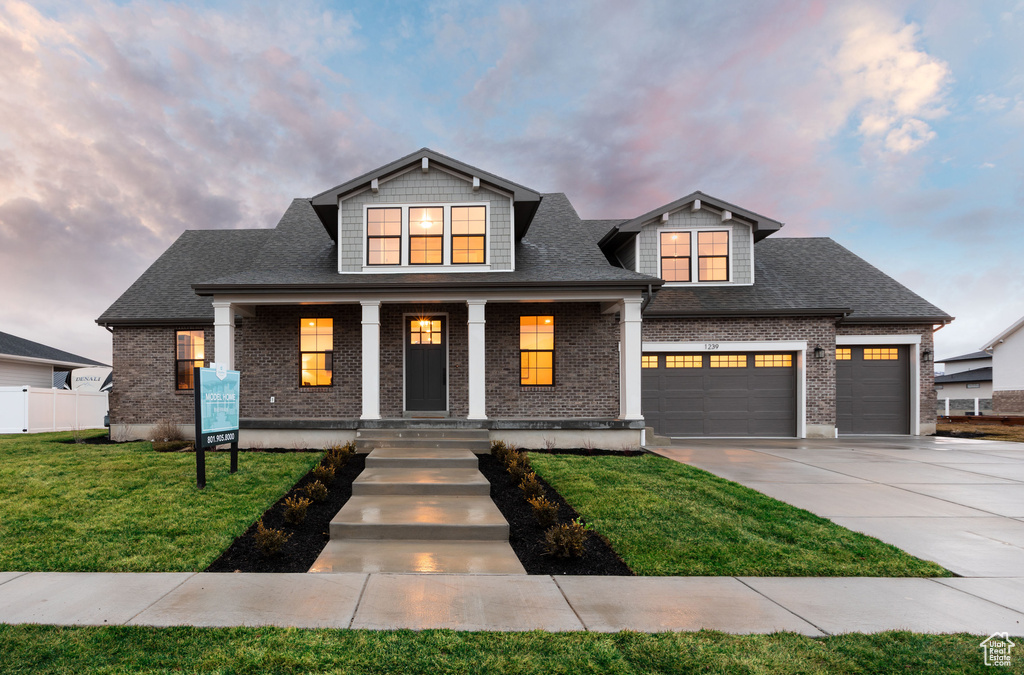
[
  {"left": 477, "top": 452, "right": 634, "bottom": 576},
  {"left": 933, "top": 430, "right": 989, "bottom": 439},
  {"left": 206, "top": 453, "right": 366, "bottom": 573}
]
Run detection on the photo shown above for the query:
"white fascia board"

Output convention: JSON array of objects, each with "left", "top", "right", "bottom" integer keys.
[
  {"left": 837, "top": 334, "right": 921, "bottom": 345},
  {"left": 213, "top": 289, "right": 645, "bottom": 306},
  {"left": 0, "top": 354, "right": 101, "bottom": 369},
  {"left": 982, "top": 315, "right": 1024, "bottom": 351},
  {"left": 642, "top": 341, "right": 808, "bottom": 352}
]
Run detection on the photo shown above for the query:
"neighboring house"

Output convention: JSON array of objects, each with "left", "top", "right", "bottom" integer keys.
[
  {"left": 0, "top": 331, "right": 107, "bottom": 388},
  {"left": 97, "top": 148, "right": 951, "bottom": 446},
  {"left": 982, "top": 315, "right": 1024, "bottom": 414},
  {"left": 934, "top": 351, "right": 992, "bottom": 414}
]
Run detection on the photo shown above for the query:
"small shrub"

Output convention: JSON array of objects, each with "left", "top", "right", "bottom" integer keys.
[
  {"left": 582, "top": 437, "right": 596, "bottom": 455},
  {"left": 153, "top": 440, "right": 193, "bottom": 453},
  {"left": 151, "top": 419, "right": 186, "bottom": 442},
  {"left": 543, "top": 436, "right": 556, "bottom": 452},
  {"left": 323, "top": 442, "right": 354, "bottom": 470},
  {"left": 527, "top": 495, "right": 559, "bottom": 528},
  {"left": 543, "top": 518, "right": 590, "bottom": 558},
  {"left": 254, "top": 519, "right": 291, "bottom": 557},
  {"left": 491, "top": 440, "right": 507, "bottom": 457},
  {"left": 283, "top": 495, "right": 312, "bottom": 525},
  {"left": 304, "top": 480, "right": 329, "bottom": 502},
  {"left": 497, "top": 443, "right": 524, "bottom": 469},
  {"left": 519, "top": 471, "right": 545, "bottom": 501},
  {"left": 508, "top": 460, "right": 530, "bottom": 485},
  {"left": 111, "top": 424, "right": 135, "bottom": 443},
  {"left": 312, "top": 463, "right": 335, "bottom": 483}
]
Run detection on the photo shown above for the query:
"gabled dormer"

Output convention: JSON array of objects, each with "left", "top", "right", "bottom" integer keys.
[
  {"left": 309, "top": 148, "right": 541, "bottom": 274},
  {"left": 597, "top": 192, "right": 783, "bottom": 286}
]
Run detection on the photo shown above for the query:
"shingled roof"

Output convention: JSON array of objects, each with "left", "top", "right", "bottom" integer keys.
[
  {"left": 645, "top": 238, "right": 952, "bottom": 323},
  {"left": 935, "top": 367, "right": 992, "bottom": 384},
  {"left": 0, "top": 331, "right": 106, "bottom": 367}
]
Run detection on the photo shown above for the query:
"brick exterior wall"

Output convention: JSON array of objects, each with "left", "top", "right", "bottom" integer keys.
[
  {"left": 109, "top": 325, "right": 214, "bottom": 425},
  {"left": 642, "top": 316, "right": 836, "bottom": 426},
  {"left": 485, "top": 302, "right": 620, "bottom": 418},
  {"left": 235, "top": 305, "right": 361, "bottom": 419},
  {"left": 836, "top": 323, "right": 937, "bottom": 426},
  {"left": 994, "top": 390, "right": 1024, "bottom": 414}
]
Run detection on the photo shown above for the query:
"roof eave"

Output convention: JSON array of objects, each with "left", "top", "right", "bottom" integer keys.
[
  {"left": 839, "top": 315, "right": 954, "bottom": 325},
  {"left": 97, "top": 317, "right": 213, "bottom": 327},
  {"left": 192, "top": 278, "right": 661, "bottom": 296},
  {"left": 982, "top": 314, "right": 1024, "bottom": 350},
  {"left": 645, "top": 308, "right": 851, "bottom": 318}
]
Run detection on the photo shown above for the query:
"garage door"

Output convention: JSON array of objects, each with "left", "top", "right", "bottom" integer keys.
[
  {"left": 836, "top": 345, "right": 910, "bottom": 435},
  {"left": 642, "top": 352, "right": 797, "bottom": 437}
]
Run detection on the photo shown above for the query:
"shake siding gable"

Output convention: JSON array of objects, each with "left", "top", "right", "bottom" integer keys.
[
  {"left": 339, "top": 167, "right": 512, "bottom": 272},
  {"left": 637, "top": 210, "right": 752, "bottom": 283}
]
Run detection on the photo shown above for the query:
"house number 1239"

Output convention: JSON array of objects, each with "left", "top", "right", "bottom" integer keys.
[{"left": 704, "top": 343, "right": 720, "bottom": 350}]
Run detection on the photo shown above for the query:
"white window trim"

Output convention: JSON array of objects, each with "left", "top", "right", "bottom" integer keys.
[
  {"left": 656, "top": 226, "right": 746, "bottom": 287},
  {"left": 836, "top": 334, "right": 921, "bottom": 436},
  {"left": 642, "top": 340, "right": 807, "bottom": 438},
  {"left": 362, "top": 202, "right": 491, "bottom": 273}
]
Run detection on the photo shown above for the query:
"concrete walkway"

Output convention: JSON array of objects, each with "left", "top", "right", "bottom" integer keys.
[
  {"left": 651, "top": 436, "right": 1024, "bottom": 578},
  {"left": 1, "top": 571, "right": 1023, "bottom": 634}
]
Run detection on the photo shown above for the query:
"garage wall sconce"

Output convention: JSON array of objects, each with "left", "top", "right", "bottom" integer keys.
[
  {"left": 813, "top": 346, "right": 825, "bottom": 359},
  {"left": 921, "top": 349, "right": 933, "bottom": 362}
]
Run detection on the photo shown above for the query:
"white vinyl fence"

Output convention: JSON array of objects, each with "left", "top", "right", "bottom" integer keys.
[{"left": 0, "top": 386, "right": 109, "bottom": 434}]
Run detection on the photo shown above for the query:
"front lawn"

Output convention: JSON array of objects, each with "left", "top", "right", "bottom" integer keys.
[
  {"left": 0, "top": 431, "right": 319, "bottom": 572},
  {"left": 0, "top": 625, "right": 1000, "bottom": 674},
  {"left": 530, "top": 453, "right": 952, "bottom": 577}
]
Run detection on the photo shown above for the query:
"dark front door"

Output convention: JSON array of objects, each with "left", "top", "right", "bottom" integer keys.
[{"left": 406, "top": 317, "right": 446, "bottom": 411}]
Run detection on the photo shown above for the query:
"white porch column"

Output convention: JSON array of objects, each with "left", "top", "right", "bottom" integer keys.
[
  {"left": 361, "top": 300, "right": 381, "bottom": 420},
  {"left": 212, "top": 301, "right": 235, "bottom": 370},
  {"left": 620, "top": 298, "right": 643, "bottom": 420},
  {"left": 467, "top": 300, "right": 487, "bottom": 419}
]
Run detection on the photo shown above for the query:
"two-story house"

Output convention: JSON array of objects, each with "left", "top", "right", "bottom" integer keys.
[{"left": 97, "top": 148, "right": 951, "bottom": 447}]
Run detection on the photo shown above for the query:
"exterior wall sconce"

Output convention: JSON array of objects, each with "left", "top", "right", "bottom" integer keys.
[
  {"left": 813, "top": 346, "right": 825, "bottom": 359},
  {"left": 922, "top": 349, "right": 933, "bottom": 362}
]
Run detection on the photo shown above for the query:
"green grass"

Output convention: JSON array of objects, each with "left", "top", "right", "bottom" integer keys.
[
  {"left": 0, "top": 431, "right": 319, "bottom": 572},
  {"left": 0, "top": 625, "right": 1006, "bottom": 674},
  {"left": 530, "top": 453, "right": 952, "bottom": 577}
]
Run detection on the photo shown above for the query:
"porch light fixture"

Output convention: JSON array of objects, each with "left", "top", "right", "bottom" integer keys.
[
  {"left": 922, "top": 349, "right": 933, "bottom": 362},
  {"left": 813, "top": 346, "right": 825, "bottom": 359}
]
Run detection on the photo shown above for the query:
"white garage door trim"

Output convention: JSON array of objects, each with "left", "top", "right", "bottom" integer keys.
[
  {"left": 642, "top": 341, "right": 808, "bottom": 438},
  {"left": 836, "top": 334, "right": 921, "bottom": 436}
]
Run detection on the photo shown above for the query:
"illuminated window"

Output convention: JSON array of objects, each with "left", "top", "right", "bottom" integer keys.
[
  {"left": 520, "top": 316, "right": 554, "bottom": 385},
  {"left": 642, "top": 355, "right": 659, "bottom": 368},
  {"left": 667, "top": 355, "right": 703, "bottom": 368},
  {"left": 710, "top": 354, "right": 747, "bottom": 368},
  {"left": 755, "top": 354, "right": 793, "bottom": 368},
  {"left": 410, "top": 318, "right": 442, "bottom": 345},
  {"left": 836, "top": 348, "right": 851, "bottom": 361},
  {"left": 175, "top": 330, "right": 205, "bottom": 390},
  {"left": 367, "top": 208, "right": 401, "bottom": 265},
  {"left": 660, "top": 232, "right": 690, "bottom": 281},
  {"left": 698, "top": 231, "right": 729, "bottom": 281},
  {"left": 300, "top": 318, "right": 333, "bottom": 386},
  {"left": 864, "top": 348, "right": 899, "bottom": 361},
  {"left": 409, "top": 206, "right": 444, "bottom": 264},
  {"left": 452, "top": 205, "right": 486, "bottom": 264}
]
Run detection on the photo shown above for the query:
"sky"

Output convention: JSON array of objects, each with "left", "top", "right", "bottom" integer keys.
[{"left": 1, "top": 0, "right": 1022, "bottom": 368}]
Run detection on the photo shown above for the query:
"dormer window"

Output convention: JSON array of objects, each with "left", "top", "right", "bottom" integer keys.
[
  {"left": 363, "top": 203, "right": 489, "bottom": 269},
  {"left": 659, "top": 229, "right": 730, "bottom": 283}
]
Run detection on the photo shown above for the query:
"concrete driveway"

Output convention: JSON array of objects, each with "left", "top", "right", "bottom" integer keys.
[{"left": 652, "top": 436, "right": 1024, "bottom": 577}]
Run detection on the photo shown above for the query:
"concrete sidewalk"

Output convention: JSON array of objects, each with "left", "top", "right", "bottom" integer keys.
[{"left": 1, "top": 571, "right": 1023, "bottom": 635}]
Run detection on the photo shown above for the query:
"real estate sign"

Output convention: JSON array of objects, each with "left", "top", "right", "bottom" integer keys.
[{"left": 195, "top": 365, "right": 240, "bottom": 447}]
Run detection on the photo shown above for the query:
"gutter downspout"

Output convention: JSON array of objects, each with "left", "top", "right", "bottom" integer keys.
[{"left": 640, "top": 284, "right": 654, "bottom": 313}]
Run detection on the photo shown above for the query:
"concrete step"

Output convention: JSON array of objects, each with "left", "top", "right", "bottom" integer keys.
[
  {"left": 365, "top": 447, "right": 479, "bottom": 469},
  {"left": 356, "top": 437, "right": 492, "bottom": 452},
  {"left": 330, "top": 495, "right": 509, "bottom": 541},
  {"left": 352, "top": 468, "right": 490, "bottom": 496},
  {"left": 309, "top": 540, "right": 526, "bottom": 574},
  {"left": 356, "top": 428, "right": 490, "bottom": 440}
]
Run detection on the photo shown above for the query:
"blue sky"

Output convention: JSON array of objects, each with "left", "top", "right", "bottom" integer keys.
[{"left": 1, "top": 0, "right": 1022, "bottom": 366}]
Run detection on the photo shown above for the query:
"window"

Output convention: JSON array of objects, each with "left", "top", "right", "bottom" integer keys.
[
  {"left": 935, "top": 384, "right": 944, "bottom": 389},
  {"left": 409, "top": 206, "right": 443, "bottom": 264},
  {"left": 864, "top": 348, "right": 899, "bottom": 360},
  {"left": 967, "top": 383, "right": 981, "bottom": 389},
  {"left": 520, "top": 316, "right": 554, "bottom": 385},
  {"left": 698, "top": 231, "right": 729, "bottom": 281},
  {"left": 410, "top": 318, "right": 442, "bottom": 345},
  {"left": 836, "top": 348, "right": 851, "bottom": 361},
  {"left": 452, "top": 206, "right": 486, "bottom": 264},
  {"left": 667, "top": 355, "right": 702, "bottom": 368},
  {"left": 755, "top": 354, "right": 792, "bottom": 367},
  {"left": 300, "top": 318, "right": 333, "bottom": 386},
  {"left": 367, "top": 208, "right": 401, "bottom": 265},
  {"left": 660, "top": 232, "right": 691, "bottom": 281},
  {"left": 710, "top": 354, "right": 747, "bottom": 368},
  {"left": 175, "top": 330, "right": 205, "bottom": 390},
  {"left": 641, "top": 355, "right": 659, "bottom": 368}
]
